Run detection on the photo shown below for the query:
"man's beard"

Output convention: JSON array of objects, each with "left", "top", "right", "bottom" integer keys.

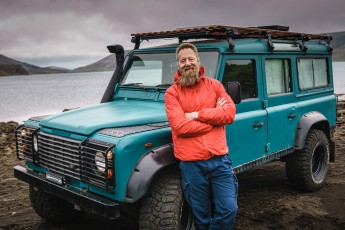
[{"left": 178, "top": 66, "right": 199, "bottom": 87}]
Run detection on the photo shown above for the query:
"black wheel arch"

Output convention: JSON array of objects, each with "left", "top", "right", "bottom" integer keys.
[
  {"left": 124, "top": 144, "right": 178, "bottom": 203},
  {"left": 294, "top": 111, "right": 331, "bottom": 150}
]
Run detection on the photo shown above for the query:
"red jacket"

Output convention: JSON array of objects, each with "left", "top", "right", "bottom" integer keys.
[{"left": 165, "top": 66, "right": 236, "bottom": 161}]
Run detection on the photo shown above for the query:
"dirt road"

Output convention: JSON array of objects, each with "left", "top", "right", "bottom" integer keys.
[{"left": 1, "top": 102, "right": 344, "bottom": 229}]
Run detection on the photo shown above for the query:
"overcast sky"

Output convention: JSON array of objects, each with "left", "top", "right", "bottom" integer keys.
[{"left": 1, "top": 0, "right": 344, "bottom": 69}]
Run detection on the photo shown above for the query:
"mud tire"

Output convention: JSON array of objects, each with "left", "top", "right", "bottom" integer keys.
[
  {"left": 29, "top": 185, "right": 81, "bottom": 223},
  {"left": 139, "top": 172, "right": 194, "bottom": 230},
  {"left": 286, "top": 129, "right": 330, "bottom": 191}
]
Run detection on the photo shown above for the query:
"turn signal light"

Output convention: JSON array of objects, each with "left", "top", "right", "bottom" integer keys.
[
  {"left": 22, "top": 144, "right": 28, "bottom": 153},
  {"left": 107, "top": 169, "right": 113, "bottom": 179}
]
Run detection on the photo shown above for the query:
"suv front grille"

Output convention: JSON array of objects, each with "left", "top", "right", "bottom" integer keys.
[
  {"left": 15, "top": 129, "right": 115, "bottom": 191},
  {"left": 39, "top": 133, "right": 81, "bottom": 180}
]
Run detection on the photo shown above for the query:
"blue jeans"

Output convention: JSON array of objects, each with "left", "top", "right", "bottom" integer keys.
[{"left": 179, "top": 155, "right": 238, "bottom": 230}]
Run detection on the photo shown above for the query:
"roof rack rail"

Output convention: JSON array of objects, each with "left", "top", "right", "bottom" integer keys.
[
  {"left": 131, "top": 25, "right": 332, "bottom": 51},
  {"left": 256, "top": 25, "right": 289, "bottom": 31}
]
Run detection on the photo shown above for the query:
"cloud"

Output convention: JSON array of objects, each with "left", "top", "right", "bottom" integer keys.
[{"left": 0, "top": 0, "right": 344, "bottom": 68}]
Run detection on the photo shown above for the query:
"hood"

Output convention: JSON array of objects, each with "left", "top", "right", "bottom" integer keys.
[{"left": 40, "top": 100, "right": 167, "bottom": 135}]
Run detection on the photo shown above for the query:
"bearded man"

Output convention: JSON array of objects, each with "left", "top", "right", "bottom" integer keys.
[{"left": 165, "top": 42, "right": 238, "bottom": 230}]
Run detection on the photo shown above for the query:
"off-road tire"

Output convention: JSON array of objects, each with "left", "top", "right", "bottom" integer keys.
[
  {"left": 139, "top": 172, "right": 194, "bottom": 230},
  {"left": 286, "top": 129, "right": 330, "bottom": 191},
  {"left": 29, "top": 185, "right": 81, "bottom": 223}
]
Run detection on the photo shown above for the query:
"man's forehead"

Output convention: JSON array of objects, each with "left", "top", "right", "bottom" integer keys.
[{"left": 178, "top": 48, "right": 198, "bottom": 59}]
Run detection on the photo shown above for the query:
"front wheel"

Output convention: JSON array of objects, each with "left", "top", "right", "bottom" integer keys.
[
  {"left": 286, "top": 129, "right": 330, "bottom": 191},
  {"left": 29, "top": 185, "right": 81, "bottom": 223},
  {"left": 139, "top": 171, "right": 195, "bottom": 230}
]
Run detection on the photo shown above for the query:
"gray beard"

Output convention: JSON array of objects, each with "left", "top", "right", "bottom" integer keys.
[{"left": 178, "top": 69, "right": 199, "bottom": 87}]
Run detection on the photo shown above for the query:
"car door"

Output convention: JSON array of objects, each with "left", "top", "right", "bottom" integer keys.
[
  {"left": 262, "top": 56, "right": 299, "bottom": 155},
  {"left": 220, "top": 56, "right": 268, "bottom": 168}
]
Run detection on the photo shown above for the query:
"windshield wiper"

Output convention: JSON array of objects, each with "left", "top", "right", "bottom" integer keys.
[{"left": 155, "top": 83, "right": 172, "bottom": 88}]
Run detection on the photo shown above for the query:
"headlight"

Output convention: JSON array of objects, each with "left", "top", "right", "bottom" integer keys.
[
  {"left": 33, "top": 134, "right": 38, "bottom": 152},
  {"left": 95, "top": 151, "right": 106, "bottom": 172},
  {"left": 21, "top": 128, "right": 27, "bottom": 136}
]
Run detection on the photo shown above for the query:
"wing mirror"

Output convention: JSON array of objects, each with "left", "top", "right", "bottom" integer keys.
[{"left": 226, "top": 81, "right": 241, "bottom": 104}]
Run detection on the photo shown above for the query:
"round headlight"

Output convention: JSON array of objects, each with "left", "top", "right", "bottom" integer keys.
[
  {"left": 95, "top": 152, "right": 106, "bottom": 172},
  {"left": 21, "top": 128, "right": 27, "bottom": 136},
  {"left": 33, "top": 135, "right": 38, "bottom": 152}
]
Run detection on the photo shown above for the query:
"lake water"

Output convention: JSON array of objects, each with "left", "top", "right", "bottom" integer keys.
[
  {"left": 1, "top": 62, "right": 345, "bottom": 123},
  {"left": 0, "top": 71, "right": 112, "bottom": 122}
]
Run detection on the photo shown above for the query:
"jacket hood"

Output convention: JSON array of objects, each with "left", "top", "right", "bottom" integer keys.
[
  {"left": 39, "top": 100, "right": 167, "bottom": 135},
  {"left": 173, "top": 66, "right": 206, "bottom": 84}
]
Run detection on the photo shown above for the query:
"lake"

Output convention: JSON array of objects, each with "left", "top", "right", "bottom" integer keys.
[
  {"left": 1, "top": 62, "right": 345, "bottom": 122},
  {"left": 0, "top": 71, "right": 112, "bottom": 122}
]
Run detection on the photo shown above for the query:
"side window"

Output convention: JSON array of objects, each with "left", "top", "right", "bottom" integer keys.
[
  {"left": 221, "top": 59, "right": 257, "bottom": 100},
  {"left": 297, "top": 58, "right": 328, "bottom": 90},
  {"left": 265, "top": 59, "right": 292, "bottom": 95}
]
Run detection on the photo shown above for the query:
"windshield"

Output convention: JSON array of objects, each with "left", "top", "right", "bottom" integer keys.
[{"left": 121, "top": 51, "right": 219, "bottom": 87}]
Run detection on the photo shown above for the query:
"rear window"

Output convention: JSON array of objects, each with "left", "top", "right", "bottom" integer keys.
[
  {"left": 297, "top": 58, "right": 329, "bottom": 90},
  {"left": 265, "top": 59, "right": 292, "bottom": 95}
]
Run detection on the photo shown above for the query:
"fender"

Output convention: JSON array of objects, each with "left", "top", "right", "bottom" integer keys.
[
  {"left": 124, "top": 144, "right": 177, "bottom": 203},
  {"left": 294, "top": 111, "right": 330, "bottom": 150}
]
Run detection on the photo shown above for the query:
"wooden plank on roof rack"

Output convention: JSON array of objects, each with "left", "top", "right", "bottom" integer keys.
[{"left": 131, "top": 25, "right": 331, "bottom": 41}]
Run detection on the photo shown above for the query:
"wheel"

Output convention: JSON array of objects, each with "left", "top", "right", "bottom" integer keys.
[
  {"left": 286, "top": 129, "right": 330, "bottom": 191},
  {"left": 139, "top": 171, "right": 195, "bottom": 230},
  {"left": 29, "top": 185, "right": 81, "bottom": 223}
]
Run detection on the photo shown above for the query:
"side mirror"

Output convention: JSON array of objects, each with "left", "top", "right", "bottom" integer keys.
[{"left": 226, "top": 81, "right": 241, "bottom": 104}]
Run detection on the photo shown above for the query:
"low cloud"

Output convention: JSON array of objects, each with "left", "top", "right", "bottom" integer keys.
[{"left": 1, "top": 0, "right": 344, "bottom": 68}]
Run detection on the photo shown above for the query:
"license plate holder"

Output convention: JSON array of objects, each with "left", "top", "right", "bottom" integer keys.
[{"left": 45, "top": 172, "right": 65, "bottom": 185}]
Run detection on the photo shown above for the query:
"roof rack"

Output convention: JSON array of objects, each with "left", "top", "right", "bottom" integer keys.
[{"left": 131, "top": 25, "right": 332, "bottom": 53}]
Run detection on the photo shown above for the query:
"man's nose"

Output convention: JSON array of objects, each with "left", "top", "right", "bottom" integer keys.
[{"left": 185, "top": 59, "right": 191, "bottom": 66}]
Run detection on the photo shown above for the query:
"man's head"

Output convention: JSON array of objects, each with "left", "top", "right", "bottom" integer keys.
[{"left": 176, "top": 43, "right": 200, "bottom": 87}]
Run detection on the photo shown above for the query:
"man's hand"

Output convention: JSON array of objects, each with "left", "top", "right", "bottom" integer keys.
[
  {"left": 216, "top": 98, "right": 228, "bottom": 108},
  {"left": 185, "top": 112, "right": 198, "bottom": 120}
]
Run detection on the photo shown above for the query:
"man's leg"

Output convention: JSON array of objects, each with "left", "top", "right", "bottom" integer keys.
[
  {"left": 209, "top": 155, "right": 238, "bottom": 230},
  {"left": 179, "top": 161, "right": 211, "bottom": 230}
]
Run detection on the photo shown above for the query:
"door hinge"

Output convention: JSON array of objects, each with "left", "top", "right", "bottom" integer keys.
[
  {"left": 262, "top": 100, "right": 268, "bottom": 109},
  {"left": 265, "top": 143, "right": 270, "bottom": 152}
]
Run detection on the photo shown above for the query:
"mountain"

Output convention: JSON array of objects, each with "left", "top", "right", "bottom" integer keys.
[
  {"left": 1, "top": 30, "right": 345, "bottom": 76},
  {"left": 329, "top": 31, "right": 345, "bottom": 61},
  {"left": 0, "top": 54, "right": 72, "bottom": 76},
  {"left": 73, "top": 54, "right": 115, "bottom": 72}
]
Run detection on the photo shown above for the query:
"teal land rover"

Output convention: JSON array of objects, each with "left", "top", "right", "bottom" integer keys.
[{"left": 14, "top": 25, "right": 336, "bottom": 229}]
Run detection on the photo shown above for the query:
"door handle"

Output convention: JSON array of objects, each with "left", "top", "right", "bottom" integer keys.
[
  {"left": 253, "top": 122, "right": 264, "bottom": 128},
  {"left": 288, "top": 114, "right": 297, "bottom": 119}
]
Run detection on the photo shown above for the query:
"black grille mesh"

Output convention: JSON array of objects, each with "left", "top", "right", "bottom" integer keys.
[{"left": 16, "top": 127, "right": 115, "bottom": 191}]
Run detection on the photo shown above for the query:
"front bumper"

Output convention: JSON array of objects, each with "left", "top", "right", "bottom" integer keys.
[{"left": 14, "top": 165, "right": 120, "bottom": 219}]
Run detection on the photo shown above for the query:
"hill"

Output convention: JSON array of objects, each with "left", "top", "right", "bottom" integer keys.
[
  {"left": 329, "top": 31, "right": 345, "bottom": 61},
  {"left": 0, "top": 54, "right": 72, "bottom": 76},
  {"left": 73, "top": 50, "right": 129, "bottom": 73},
  {"left": 73, "top": 54, "right": 115, "bottom": 72},
  {"left": 1, "top": 30, "right": 345, "bottom": 76}
]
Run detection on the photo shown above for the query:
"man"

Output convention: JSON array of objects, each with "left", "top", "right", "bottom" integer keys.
[{"left": 165, "top": 43, "right": 238, "bottom": 229}]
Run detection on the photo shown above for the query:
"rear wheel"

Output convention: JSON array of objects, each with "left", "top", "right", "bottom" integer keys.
[
  {"left": 29, "top": 185, "right": 81, "bottom": 223},
  {"left": 286, "top": 129, "right": 330, "bottom": 191},
  {"left": 139, "top": 171, "right": 195, "bottom": 230}
]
